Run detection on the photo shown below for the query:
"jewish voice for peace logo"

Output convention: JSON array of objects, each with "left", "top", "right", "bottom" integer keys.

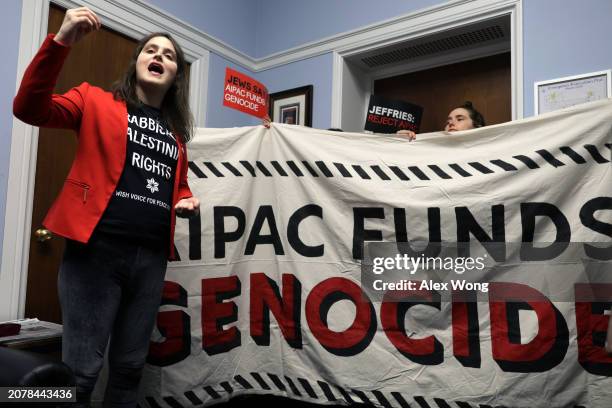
[{"left": 146, "top": 178, "right": 159, "bottom": 193}]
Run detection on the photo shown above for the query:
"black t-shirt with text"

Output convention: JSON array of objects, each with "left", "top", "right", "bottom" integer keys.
[{"left": 97, "top": 104, "right": 178, "bottom": 246}]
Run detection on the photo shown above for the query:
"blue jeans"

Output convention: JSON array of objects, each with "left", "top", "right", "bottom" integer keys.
[{"left": 58, "top": 232, "right": 167, "bottom": 407}]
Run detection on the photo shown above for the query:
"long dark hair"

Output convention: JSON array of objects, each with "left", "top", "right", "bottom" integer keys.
[
  {"left": 112, "top": 32, "right": 193, "bottom": 143},
  {"left": 459, "top": 101, "right": 485, "bottom": 128}
]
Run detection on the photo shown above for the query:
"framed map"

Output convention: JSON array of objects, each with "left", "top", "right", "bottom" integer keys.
[{"left": 534, "top": 70, "right": 611, "bottom": 115}]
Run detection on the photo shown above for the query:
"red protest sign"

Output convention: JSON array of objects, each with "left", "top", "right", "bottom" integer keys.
[{"left": 223, "top": 67, "right": 269, "bottom": 118}]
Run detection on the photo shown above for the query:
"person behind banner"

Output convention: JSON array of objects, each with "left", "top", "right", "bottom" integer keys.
[
  {"left": 13, "top": 7, "right": 200, "bottom": 407},
  {"left": 398, "top": 101, "right": 486, "bottom": 141}
]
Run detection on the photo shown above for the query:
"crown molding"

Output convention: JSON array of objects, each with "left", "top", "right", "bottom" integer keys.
[
  {"left": 50, "top": 0, "right": 235, "bottom": 64},
  {"left": 254, "top": 0, "right": 520, "bottom": 71},
  {"left": 52, "top": 0, "right": 520, "bottom": 72}
]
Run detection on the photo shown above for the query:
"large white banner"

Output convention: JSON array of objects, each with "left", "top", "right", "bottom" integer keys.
[{"left": 141, "top": 100, "right": 612, "bottom": 407}]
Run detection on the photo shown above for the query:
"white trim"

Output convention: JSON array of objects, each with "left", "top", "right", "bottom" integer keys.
[
  {"left": 0, "top": 0, "right": 49, "bottom": 322},
  {"left": 1, "top": 0, "right": 210, "bottom": 320},
  {"left": 189, "top": 53, "right": 210, "bottom": 127},
  {"left": 53, "top": 0, "right": 250, "bottom": 68},
  {"left": 330, "top": 52, "right": 344, "bottom": 129},
  {"left": 255, "top": 0, "right": 517, "bottom": 71},
  {"left": 48, "top": 0, "right": 206, "bottom": 64},
  {"left": 533, "top": 69, "right": 612, "bottom": 116},
  {"left": 8, "top": 0, "right": 524, "bottom": 73},
  {"left": 510, "top": 0, "right": 524, "bottom": 119}
]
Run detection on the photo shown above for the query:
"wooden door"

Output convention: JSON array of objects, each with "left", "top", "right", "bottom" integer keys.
[
  {"left": 24, "top": 5, "right": 139, "bottom": 323},
  {"left": 374, "top": 53, "right": 511, "bottom": 133}
]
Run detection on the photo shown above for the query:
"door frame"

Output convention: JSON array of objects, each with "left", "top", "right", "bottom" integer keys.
[
  {"left": 1, "top": 0, "right": 211, "bottom": 320},
  {"left": 330, "top": 0, "right": 523, "bottom": 131}
]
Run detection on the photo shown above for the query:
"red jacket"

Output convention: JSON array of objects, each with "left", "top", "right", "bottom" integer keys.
[{"left": 13, "top": 34, "right": 193, "bottom": 259}]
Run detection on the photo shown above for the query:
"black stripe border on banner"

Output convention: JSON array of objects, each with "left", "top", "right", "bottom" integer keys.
[
  {"left": 186, "top": 144, "right": 610, "bottom": 184},
  {"left": 143, "top": 371, "right": 593, "bottom": 408}
]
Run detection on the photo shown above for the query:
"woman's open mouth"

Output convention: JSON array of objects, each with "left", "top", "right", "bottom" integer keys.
[{"left": 148, "top": 62, "right": 164, "bottom": 76}]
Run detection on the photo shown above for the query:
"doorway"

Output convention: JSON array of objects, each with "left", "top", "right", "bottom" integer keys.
[
  {"left": 332, "top": 10, "right": 521, "bottom": 133},
  {"left": 374, "top": 53, "right": 511, "bottom": 133}
]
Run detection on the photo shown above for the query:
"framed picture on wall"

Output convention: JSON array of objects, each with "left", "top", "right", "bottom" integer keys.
[
  {"left": 269, "top": 85, "right": 313, "bottom": 126},
  {"left": 534, "top": 70, "right": 611, "bottom": 115}
]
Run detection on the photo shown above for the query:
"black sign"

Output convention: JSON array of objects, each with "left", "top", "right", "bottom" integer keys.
[{"left": 364, "top": 95, "right": 423, "bottom": 133}]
